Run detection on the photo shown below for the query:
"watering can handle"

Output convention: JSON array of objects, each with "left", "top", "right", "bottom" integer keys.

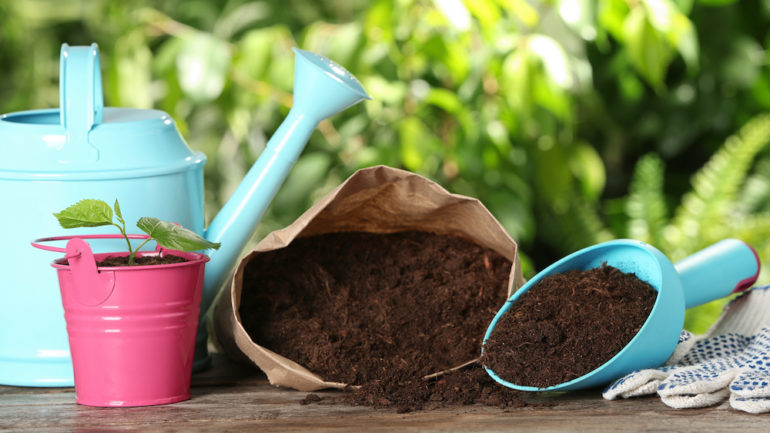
[
  {"left": 59, "top": 43, "right": 104, "bottom": 161},
  {"left": 675, "top": 239, "right": 761, "bottom": 309}
]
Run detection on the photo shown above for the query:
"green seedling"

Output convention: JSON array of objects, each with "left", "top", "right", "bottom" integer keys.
[{"left": 54, "top": 199, "right": 220, "bottom": 265}]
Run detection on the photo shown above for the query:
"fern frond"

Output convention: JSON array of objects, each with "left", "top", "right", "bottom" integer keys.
[
  {"left": 625, "top": 153, "right": 668, "bottom": 245},
  {"left": 665, "top": 114, "right": 770, "bottom": 259},
  {"left": 737, "top": 156, "right": 770, "bottom": 214}
]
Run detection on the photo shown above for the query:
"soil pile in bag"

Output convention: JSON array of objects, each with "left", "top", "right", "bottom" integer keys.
[
  {"left": 238, "top": 230, "right": 525, "bottom": 411},
  {"left": 482, "top": 264, "right": 657, "bottom": 388}
]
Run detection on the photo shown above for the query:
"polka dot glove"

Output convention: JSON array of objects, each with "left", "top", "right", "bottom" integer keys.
[{"left": 603, "top": 285, "right": 770, "bottom": 413}]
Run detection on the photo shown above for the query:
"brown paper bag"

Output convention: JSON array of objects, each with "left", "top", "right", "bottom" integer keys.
[{"left": 213, "top": 165, "right": 525, "bottom": 391}]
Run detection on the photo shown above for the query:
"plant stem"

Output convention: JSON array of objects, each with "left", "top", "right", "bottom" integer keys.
[
  {"left": 112, "top": 222, "right": 135, "bottom": 265},
  {"left": 130, "top": 238, "right": 154, "bottom": 264}
]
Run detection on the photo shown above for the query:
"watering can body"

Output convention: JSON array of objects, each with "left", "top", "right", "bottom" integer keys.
[
  {"left": 0, "top": 43, "right": 369, "bottom": 386},
  {"left": 0, "top": 45, "right": 205, "bottom": 386}
]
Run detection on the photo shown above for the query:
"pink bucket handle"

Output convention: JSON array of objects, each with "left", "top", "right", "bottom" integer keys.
[
  {"left": 31, "top": 234, "right": 153, "bottom": 254},
  {"left": 32, "top": 235, "right": 150, "bottom": 306}
]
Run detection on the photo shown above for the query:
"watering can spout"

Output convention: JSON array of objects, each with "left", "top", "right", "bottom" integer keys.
[
  {"left": 195, "top": 48, "right": 369, "bottom": 365},
  {"left": 291, "top": 48, "right": 371, "bottom": 120}
]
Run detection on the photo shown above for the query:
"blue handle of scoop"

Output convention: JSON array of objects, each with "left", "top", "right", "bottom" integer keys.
[{"left": 675, "top": 239, "right": 760, "bottom": 309}]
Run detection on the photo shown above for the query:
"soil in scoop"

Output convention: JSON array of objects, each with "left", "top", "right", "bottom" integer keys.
[
  {"left": 239, "top": 230, "right": 526, "bottom": 411},
  {"left": 482, "top": 264, "right": 657, "bottom": 388}
]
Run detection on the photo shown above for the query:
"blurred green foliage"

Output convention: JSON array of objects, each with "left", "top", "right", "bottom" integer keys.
[{"left": 3, "top": 0, "right": 770, "bottom": 332}]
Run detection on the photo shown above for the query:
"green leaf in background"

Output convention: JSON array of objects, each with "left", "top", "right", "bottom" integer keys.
[
  {"left": 624, "top": 4, "right": 674, "bottom": 90},
  {"left": 598, "top": 0, "right": 630, "bottom": 42},
  {"left": 722, "top": 37, "right": 765, "bottom": 89},
  {"left": 137, "top": 217, "right": 221, "bottom": 252},
  {"left": 696, "top": 0, "right": 738, "bottom": 5},
  {"left": 176, "top": 32, "right": 231, "bottom": 102},
  {"left": 302, "top": 21, "right": 364, "bottom": 71},
  {"left": 424, "top": 87, "right": 463, "bottom": 114},
  {"left": 464, "top": 0, "right": 500, "bottom": 37},
  {"left": 110, "top": 30, "right": 153, "bottom": 109},
  {"left": 53, "top": 199, "right": 114, "bottom": 229},
  {"left": 528, "top": 35, "right": 573, "bottom": 90},
  {"left": 236, "top": 26, "right": 294, "bottom": 82},
  {"left": 212, "top": 1, "right": 270, "bottom": 40},
  {"left": 568, "top": 142, "right": 606, "bottom": 200},
  {"left": 531, "top": 141, "right": 573, "bottom": 206},
  {"left": 642, "top": 0, "right": 698, "bottom": 70},
  {"left": 501, "top": 46, "right": 533, "bottom": 114},
  {"left": 557, "top": 0, "right": 597, "bottom": 41},
  {"left": 399, "top": 117, "right": 435, "bottom": 172},
  {"left": 272, "top": 152, "right": 332, "bottom": 211},
  {"left": 500, "top": 0, "right": 539, "bottom": 29}
]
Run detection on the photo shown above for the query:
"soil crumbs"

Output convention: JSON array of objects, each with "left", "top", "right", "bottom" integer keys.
[
  {"left": 482, "top": 264, "right": 657, "bottom": 389},
  {"left": 239, "top": 231, "right": 526, "bottom": 412},
  {"left": 97, "top": 254, "right": 188, "bottom": 267}
]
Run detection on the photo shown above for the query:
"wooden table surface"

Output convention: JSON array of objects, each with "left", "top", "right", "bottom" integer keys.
[{"left": 1, "top": 354, "right": 766, "bottom": 432}]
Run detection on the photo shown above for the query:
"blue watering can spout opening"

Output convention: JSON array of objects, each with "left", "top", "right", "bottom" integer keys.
[{"left": 292, "top": 47, "right": 371, "bottom": 102}]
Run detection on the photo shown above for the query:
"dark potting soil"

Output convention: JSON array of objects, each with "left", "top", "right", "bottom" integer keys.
[
  {"left": 239, "top": 230, "right": 526, "bottom": 411},
  {"left": 347, "top": 363, "right": 528, "bottom": 412},
  {"left": 482, "top": 264, "right": 657, "bottom": 389},
  {"left": 96, "top": 254, "right": 188, "bottom": 267}
]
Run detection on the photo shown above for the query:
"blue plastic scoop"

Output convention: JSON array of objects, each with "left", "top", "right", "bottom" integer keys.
[{"left": 483, "top": 238, "right": 760, "bottom": 391}]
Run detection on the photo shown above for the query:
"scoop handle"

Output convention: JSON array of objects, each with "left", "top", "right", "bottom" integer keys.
[{"left": 674, "top": 239, "right": 760, "bottom": 309}]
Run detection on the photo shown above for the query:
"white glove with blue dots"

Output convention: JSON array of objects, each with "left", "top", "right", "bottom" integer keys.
[{"left": 603, "top": 285, "right": 770, "bottom": 413}]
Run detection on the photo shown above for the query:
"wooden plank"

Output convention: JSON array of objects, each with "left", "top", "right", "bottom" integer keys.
[{"left": 0, "top": 355, "right": 766, "bottom": 432}]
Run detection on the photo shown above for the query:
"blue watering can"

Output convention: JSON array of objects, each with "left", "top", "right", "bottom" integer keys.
[
  {"left": 483, "top": 238, "right": 761, "bottom": 391},
  {"left": 0, "top": 43, "right": 370, "bottom": 386}
]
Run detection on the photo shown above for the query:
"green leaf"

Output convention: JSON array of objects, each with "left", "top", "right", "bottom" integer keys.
[
  {"left": 54, "top": 199, "right": 114, "bottom": 229},
  {"left": 528, "top": 35, "right": 573, "bottom": 90},
  {"left": 176, "top": 32, "right": 231, "bottom": 102},
  {"left": 696, "top": 0, "right": 738, "bottom": 5},
  {"left": 424, "top": 88, "right": 463, "bottom": 114},
  {"left": 137, "top": 217, "right": 221, "bottom": 252},
  {"left": 302, "top": 21, "right": 364, "bottom": 71},
  {"left": 557, "top": 0, "right": 596, "bottom": 41},
  {"left": 272, "top": 152, "right": 332, "bottom": 211},
  {"left": 531, "top": 141, "right": 572, "bottom": 204},
  {"left": 569, "top": 142, "right": 606, "bottom": 200},
  {"left": 399, "top": 117, "right": 436, "bottom": 172},
  {"left": 113, "top": 199, "right": 124, "bottom": 224},
  {"left": 501, "top": 48, "right": 533, "bottom": 113},
  {"left": 497, "top": 0, "right": 538, "bottom": 28},
  {"left": 623, "top": 5, "right": 674, "bottom": 90}
]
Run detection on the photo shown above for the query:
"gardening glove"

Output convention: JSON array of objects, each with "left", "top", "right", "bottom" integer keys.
[{"left": 603, "top": 285, "right": 770, "bottom": 413}]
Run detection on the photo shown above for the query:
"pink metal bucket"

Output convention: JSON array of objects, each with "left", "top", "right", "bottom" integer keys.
[{"left": 32, "top": 234, "right": 208, "bottom": 407}]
